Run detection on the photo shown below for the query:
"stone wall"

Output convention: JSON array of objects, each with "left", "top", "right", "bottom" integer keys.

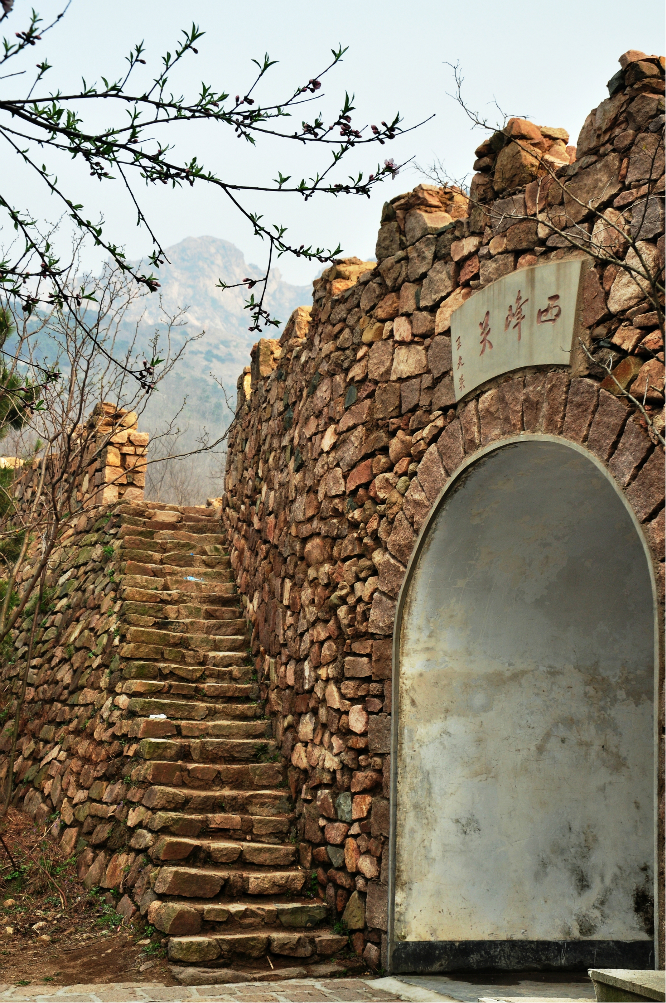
[{"left": 221, "top": 50, "right": 665, "bottom": 966}]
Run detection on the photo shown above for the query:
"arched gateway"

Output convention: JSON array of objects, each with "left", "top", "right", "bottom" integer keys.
[{"left": 389, "top": 436, "right": 657, "bottom": 972}]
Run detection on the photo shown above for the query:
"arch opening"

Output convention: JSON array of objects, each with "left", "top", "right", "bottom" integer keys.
[{"left": 389, "top": 438, "right": 656, "bottom": 973}]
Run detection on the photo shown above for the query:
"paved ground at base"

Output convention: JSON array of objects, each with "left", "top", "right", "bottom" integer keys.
[
  {"left": 0, "top": 973, "right": 597, "bottom": 1003},
  {"left": 394, "top": 973, "right": 595, "bottom": 1001}
]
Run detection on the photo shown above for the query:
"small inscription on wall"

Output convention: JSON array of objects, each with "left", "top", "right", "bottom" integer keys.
[{"left": 451, "top": 258, "right": 584, "bottom": 400}]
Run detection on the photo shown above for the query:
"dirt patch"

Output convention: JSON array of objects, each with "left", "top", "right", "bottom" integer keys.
[{"left": 0, "top": 807, "right": 174, "bottom": 986}]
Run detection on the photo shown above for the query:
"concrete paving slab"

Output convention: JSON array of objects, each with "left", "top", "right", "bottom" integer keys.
[{"left": 391, "top": 976, "right": 594, "bottom": 1002}]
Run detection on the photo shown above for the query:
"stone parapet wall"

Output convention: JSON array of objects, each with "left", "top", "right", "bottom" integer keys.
[{"left": 221, "top": 51, "right": 665, "bottom": 966}]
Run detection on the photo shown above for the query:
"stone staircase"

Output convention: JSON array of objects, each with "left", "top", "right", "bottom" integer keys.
[{"left": 118, "top": 503, "right": 346, "bottom": 976}]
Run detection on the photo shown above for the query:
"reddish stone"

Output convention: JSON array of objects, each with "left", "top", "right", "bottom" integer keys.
[
  {"left": 324, "top": 822, "right": 350, "bottom": 845},
  {"left": 417, "top": 444, "right": 446, "bottom": 502},
  {"left": 609, "top": 418, "right": 652, "bottom": 487},
  {"left": 344, "top": 657, "right": 372, "bottom": 678},
  {"left": 644, "top": 509, "right": 665, "bottom": 561},
  {"left": 459, "top": 400, "right": 480, "bottom": 453},
  {"left": 478, "top": 389, "right": 503, "bottom": 445},
  {"left": 437, "top": 419, "right": 464, "bottom": 474},
  {"left": 522, "top": 371, "right": 548, "bottom": 431},
  {"left": 346, "top": 459, "right": 374, "bottom": 493},
  {"left": 368, "top": 714, "right": 391, "bottom": 755},
  {"left": 374, "top": 293, "right": 400, "bottom": 321},
  {"left": 402, "top": 477, "right": 430, "bottom": 532},
  {"left": 353, "top": 794, "right": 373, "bottom": 819},
  {"left": 349, "top": 705, "right": 369, "bottom": 734},
  {"left": 371, "top": 639, "right": 392, "bottom": 680},
  {"left": 366, "top": 881, "right": 388, "bottom": 932},
  {"left": 377, "top": 552, "right": 407, "bottom": 599},
  {"left": 304, "top": 536, "right": 332, "bottom": 567},
  {"left": 367, "top": 591, "right": 397, "bottom": 635},
  {"left": 351, "top": 771, "right": 382, "bottom": 792},
  {"left": 345, "top": 837, "right": 360, "bottom": 873},
  {"left": 626, "top": 450, "right": 664, "bottom": 522},
  {"left": 387, "top": 512, "right": 416, "bottom": 565},
  {"left": 498, "top": 375, "right": 524, "bottom": 434},
  {"left": 587, "top": 390, "right": 629, "bottom": 461},
  {"left": 539, "top": 371, "right": 570, "bottom": 434},
  {"left": 562, "top": 378, "right": 599, "bottom": 443},
  {"left": 388, "top": 430, "right": 413, "bottom": 465},
  {"left": 459, "top": 254, "right": 479, "bottom": 284}
]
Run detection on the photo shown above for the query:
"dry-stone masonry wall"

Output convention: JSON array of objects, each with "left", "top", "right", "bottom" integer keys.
[{"left": 221, "top": 50, "right": 665, "bottom": 968}]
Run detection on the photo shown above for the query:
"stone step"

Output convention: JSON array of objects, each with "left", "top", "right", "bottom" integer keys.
[
  {"left": 129, "top": 717, "right": 270, "bottom": 740},
  {"left": 149, "top": 836, "right": 298, "bottom": 867},
  {"left": 124, "top": 625, "right": 248, "bottom": 649},
  {"left": 137, "top": 736, "right": 277, "bottom": 763},
  {"left": 123, "top": 551, "right": 228, "bottom": 570},
  {"left": 121, "top": 535, "right": 226, "bottom": 555},
  {"left": 126, "top": 696, "right": 261, "bottom": 720},
  {"left": 133, "top": 756, "right": 283, "bottom": 787},
  {"left": 124, "top": 563, "right": 235, "bottom": 584},
  {"left": 166, "top": 927, "right": 346, "bottom": 964},
  {"left": 143, "top": 810, "right": 290, "bottom": 840},
  {"left": 123, "top": 657, "right": 252, "bottom": 683},
  {"left": 149, "top": 898, "right": 328, "bottom": 936},
  {"left": 122, "top": 679, "right": 259, "bottom": 700},
  {"left": 151, "top": 618, "right": 248, "bottom": 636},
  {"left": 141, "top": 784, "right": 292, "bottom": 817},
  {"left": 153, "top": 864, "right": 307, "bottom": 899}
]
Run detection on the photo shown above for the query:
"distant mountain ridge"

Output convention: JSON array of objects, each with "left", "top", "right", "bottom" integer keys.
[{"left": 126, "top": 234, "right": 312, "bottom": 448}]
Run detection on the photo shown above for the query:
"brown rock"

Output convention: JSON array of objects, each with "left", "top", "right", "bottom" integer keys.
[
  {"left": 420, "top": 261, "right": 457, "bottom": 309},
  {"left": 494, "top": 141, "right": 542, "bottom": 193},
  {"left": 304, "top": 537, "right": 332, "bottom": 567},
  {"left": 367, "top": 591, "right": 396, "bottom": 635},
  {"left": 581, "top": 268, "right": 608, "bottom": 328},
  {"left": 459, "top": 255, "right": 479, "bottom": 284},
  {"left": 417, "top": 444, "right": 446, "bottom": 502},
  {"left": 626, "top": 449, "right": 664, "bottom": 522},
  {"left": 375, "top": 222, "right": 401, "bottom": 261},
  {"left": 402, "top": 477, "right": 430, "bottom": 531},
  {"left": 371, "top": 639, "right": 392, "bottom": 680},
  {"left": 388, "top": 430, "right": 412, "bottom": 465},
  {"left": 348, "top": 705, "right": 369, "bottom": 735},
  {"left": 607, "top": 242, "right": 660, "bottom": 314},
  {"left": 632, "top": 359, "right": 665, "bottom": 402},
  {"left": 405, "top": 210, "right": 453, "bottom": 245},
  {"left": 342, "top": 890, "right": 365, "bottom": 930},
  {"left": 626, "top": 133, "right": 665, "bottom": 184},
  {"left": 377, "top": 551, "right": 407, "bottom": 599},
  {"left": 368, "top": 714, "right": 391, "bottom": 755},
  {"left": 407, "top": 236, "right": 436, "bottom": 282},
  {"left": 358, "top": 854, "right": 379, "bottom": 880},
  {"left": 586, "top": 390, "right": 629, "bottom": 461},
  {"left": 478, "top": 389, "right": 503, "bottom": 444},
  {"left": 437, "top": 420, "right": 465, "bottom": 474},
  {"left": 563, "top": 153, "right": 621, "bottom": 223},
  {"left": 149, "top": 901, "right": 202, "bottom": 936},
  {"left": 539, "top": 371, "right": 569, "bottom": 434},
  {"left": 600, "top": 355, "right": 644, "bottom": 394},
  {"left": 344, "top": 657, "right": 372, "bottom": 678},
  {"left": 504, "top": 220, "right": 539, "bottom": 251},
  {"left": 366, "top": 882, "right": 388, "bottom": 931},
  {"left": 608, "top": 418, "right": 652, "bottom": 487},
  {"left": 374, "top": 293, "right": 400, "bottom": 322},
  {"left": 562, "top": 379, "right": 599, "bottom": 443},
  {"left": 428, "top": 336, "right": 452, "bottom": 378},
  {"left": 168, "top": 937, "right": 220, "bottom": 963},
  {"left": 411, "top": 311, "right": 436, "bottom": 337},
  {"left": 479, "top": 254, "right": 515, "bottom": 286},
  {"left": 345, "top": 837, "right": 360, "bottom": 872},
  {"left": 399, "top": 282, "right": 419, "bottom": 314},
  {"left": 391, "top": 345, "right": 427, "bottom": 381},
  {"left": 324, "top": 822, "right": 349, "bottom": 845},
  {"left": 368, "top": 340, "right": 393, "bottom": 382},
  {"left": 387, "top": 511, "right": 416, "bottom": 565}
]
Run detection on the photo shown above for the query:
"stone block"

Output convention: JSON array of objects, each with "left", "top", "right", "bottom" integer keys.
[
  {"left": 420, "top": 260, "right": 457, "bottom": 309},
  {"left": 368, "top": 340, "right": 393, "bottom": 382},
  {"left": 168, "top": 936, "right": 220, "bottom": 963},
  {"left": 407, "top": 235, "right": 436, "bottom": 281},
  {"left": 417, "top": 444, "right": 446, "bottom": 503},
  {"left": 431, "top": 375, "right": 455, "bottom": 411},
  {"left": 366, "top": 882, "right": 388, "bottom": 932},
  {"left": 387, "top": 511, "right": 416, "bottom": 565},
  {"left": 494, "top": 142, "right": 542, "bottom": 193},
  {"left": 479, "top": 253, "right": 515, "bottom": 286},
  {"left": 626, "top": 449, "right": 664, "bottom": 522},
  {"left": 149, "top": 900, "right": 202, "bottom": 936},
  {"left": 342, "top": 890, "right": 365, "bottom": 930},
  {"left": 344, "top": 657, "right": 372, "bottom": 678},
  {"left": 564, "top": 153, "right": 621, "bottom": 223},
  {"left": 405, "top": 210, "right": 453, "bottom": 245},
  {"left": 377, "top": 551, "right": 407, "bottom": 599},
  {"left": 504, "top": 219, "right": 539, "bottom": 250},
  {"left": 401, "top": 377, "right": 421, "bottom": 414},
  {"left": 372, "top": 639, "right": 392, "bottom": 680},
  {"left": 478, "top": 389, "right": 503, "bottom": 444},
  {"left": 498, "top": 376, "right": 524, "bottom": 433},
  {"left": 539, "top": 371, "right": 570, "bottom": 434},
  {"left": 437, "top": 419, "right": 464, "bottom": 474},
  {"left": 460, "top": 400, "right": 480, "bottom": 453},
  {"left": 428, "top": 336, "right": 452, "bottom": 378},
  {"left": 375, "top": 222, "right": 401, "bottom": 261},
  {"left": 562, "top": 378, "right": 599, "bottom": 443},
  {"left": 608, "top": 418, "right": 652, "bottom": 487},
  {"left": 607, "top": 243, "right": 660, "bottom": 313},
  {"left": 626, "top": 132, "right": 665, "bottom": 184},
  {"left": 368, "top": 715, "right": 391, "bottom": 755},
  {"left": 581, "top": 268, "right": 608, "bottom": 328},
  {"left": 489, "top": 194, "right": 526, "bottom": 234},
  {"left": 586, "top": 390, "right": 629, "bottom": 461},
  {"left": 375, "top": 293, "right": 400, "bottom": 321},
  {"left": 435, "top": 287, "right": 472, "bottom": 334},
  {"left": 367, "top": 591, "right": 396, "bottom": 635},
  {"left": 411, "top": 311, "right": 435, "bottom": 337},
  {"left": 402, "top": 477, "right": 430, "bottom": 531},
  {"left": 391, "top": 345, "right": 427, "bottom": 381}
]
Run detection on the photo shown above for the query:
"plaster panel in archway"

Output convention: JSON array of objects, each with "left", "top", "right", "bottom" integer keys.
[{"left": 391, "top": 438, "right": 655, "bottom": 971}]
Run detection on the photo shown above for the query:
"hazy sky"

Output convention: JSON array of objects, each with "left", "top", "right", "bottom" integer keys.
[{"left": 1, "top": 0, "right": 663, "bottom": 285}]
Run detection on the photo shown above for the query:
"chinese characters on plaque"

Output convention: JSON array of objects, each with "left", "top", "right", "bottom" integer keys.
[{"left": 450, "top": 259, "right": 584, "bottom": 401}]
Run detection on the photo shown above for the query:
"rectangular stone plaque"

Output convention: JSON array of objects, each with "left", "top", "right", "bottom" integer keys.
[{"left": 450, "top": 258, "right": 584, "bottom": 400}]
